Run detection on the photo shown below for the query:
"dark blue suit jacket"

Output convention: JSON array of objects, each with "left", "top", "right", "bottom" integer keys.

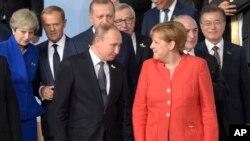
[
  {"left": 37, "top": 36, "right": 79, "bottom": 137},
  {"left": 141, "top": 1, "right": 199, "bottom": 37},
  {"left": 196, "top": 41, "right": 250, "bottom": 135},
  {"left": 72, "top": 27, "right": 138, "bottom": 97}
]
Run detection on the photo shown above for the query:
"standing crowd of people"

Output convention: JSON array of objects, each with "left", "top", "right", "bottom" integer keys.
[{"left": 0, "top": 0, "right": 250, "bottom": 141}]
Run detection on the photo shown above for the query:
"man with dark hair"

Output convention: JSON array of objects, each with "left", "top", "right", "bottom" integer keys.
[
  {"left": 197, "top": 5, "right": 250, "bottom": 141},
  {"left": 51, "top": 23, "right": 132, "bottom": 141}
]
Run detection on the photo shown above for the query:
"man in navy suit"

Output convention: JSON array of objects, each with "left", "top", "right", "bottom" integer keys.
[
  {"left": 197, "top": 5, "right": 250, "bottom": 141},
  {"left": 72, "top": 0, "right": 137, "bottom": 99},
  {"left": 141, "top": 0, "right": 198, "bottom": 37},
  {"left": 51, "top": 23, "right": 132, "bottom": 141},
  {"left": 37, "top": 6, "right": 79, "bottom": 141},
  {"left": 114, "top": 3, "right": 152, "bottom": 101},
  {"left": 212, "top": 0, "right": 250, "bottom": 71}
]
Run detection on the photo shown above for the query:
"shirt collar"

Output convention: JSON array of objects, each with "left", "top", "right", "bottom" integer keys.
[
  {"left": 183, "top": 48, "right": 195, "bottom": 56},
  {"left": 48, "top": 34, "right": 66, "bottom": 48},
  {"left": 89, "top": 48, "right": 107, "bottom": 66},
  {"left": 205, "top": 38, "right": 224, "bottom": 52}
]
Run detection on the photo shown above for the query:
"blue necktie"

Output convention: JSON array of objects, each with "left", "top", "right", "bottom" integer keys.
[
  {"left": 53, "top": 44, "right": 60, "bottom": 79},
  {"left": 164, "top": 9, "right": 169, "bottom": 22},
  {"left": 98, "top": 61, "right": 108, "bottom": 107}
]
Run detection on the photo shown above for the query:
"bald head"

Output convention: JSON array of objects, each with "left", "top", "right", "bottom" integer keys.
[{"left": 174, "top": 15, "right": 198, "bottom": 51}]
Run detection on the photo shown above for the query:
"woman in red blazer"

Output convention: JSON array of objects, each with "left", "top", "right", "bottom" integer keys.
[{"left": 132, "top": 21, "right": 218, "bottom": 141}]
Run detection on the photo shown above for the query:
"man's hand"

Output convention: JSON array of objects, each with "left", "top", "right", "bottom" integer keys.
[
  {"left": 218, "top": 1, "right": 237, "bottom": 16},
  {"left": 41, "top": 86, "right": 54, "bottom": 101}
]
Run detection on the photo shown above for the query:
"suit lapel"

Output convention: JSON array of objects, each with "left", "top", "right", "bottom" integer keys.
[
  {"left": 40, "top": 41, "right": 54, "bottom": 84},
  {"left": 222, "top": 42, "right": 233, "bottom": 74},
  {"left": 172, "top": 1, "right": 184, "bottom": 20},
  {"left": 106, "top": 62, "right": 120, "bottom": 110},
  {"left": 84, "top": 51, "right": 105, "bottom": 107},
  {"left": 63, "top": 36, "right": 78, "bottom": 59},
  {"left": 135, "top": 33, "right": 144, "bottom": 65}
]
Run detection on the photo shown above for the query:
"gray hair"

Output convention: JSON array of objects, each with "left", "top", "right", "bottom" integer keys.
[
  {"left": 9, "top": 9, "right": 39, "bottom": 32},
  {"left": 114, "top": 3, "right": 136, "bottom": 20},
  {"left": 173, "top": 15, "right": 197, "bottom": 27}
]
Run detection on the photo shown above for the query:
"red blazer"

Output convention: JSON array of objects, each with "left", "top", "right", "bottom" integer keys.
[{"left": 133, "top": 55, "right": 218, "bottom": 141}]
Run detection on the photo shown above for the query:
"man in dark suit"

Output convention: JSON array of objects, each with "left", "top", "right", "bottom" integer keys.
[
  {"left": 212, "top": 0, "right": 250, "bottom": 70},
  {"left": 197, "top": 5, "right": 250, "bottom": 141},
  {"left": 141, "top": 0, "right": 199, "bottom": 37},
  {"left": 37, "top": 6, "right": 79, "bottom": 141},
  {"left": 0, "top": 56, "right": 22, "bottom": 141},
  {"left": 0, "top": 0, "right": 44, "bottom": 43},
  {"left": 0, "top": 22, "right": 11, "bottom": 41},
  {"left": 50, "top": 23, "right": 132, "bottom": 141},
  {"left": 114, "top": 3, "right": 152, "bottom": 100},
  {"left": 72, "top": 0, "right": 137, "bottom": 98},
  {"left": 174, "top": 15, "right": 228, "bottom": 141}
]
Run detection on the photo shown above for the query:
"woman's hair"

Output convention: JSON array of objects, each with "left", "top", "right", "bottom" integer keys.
[
  {"left": 9, "top": 8, "right": 39, "bottom": 32},
  {"left": 150, "top": 21, "right": 187, "bottom": 52}
]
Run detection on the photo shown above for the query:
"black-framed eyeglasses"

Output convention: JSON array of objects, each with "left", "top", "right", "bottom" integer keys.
[{"left": 114, "top": 17, "right": 134, "bottom": 26}]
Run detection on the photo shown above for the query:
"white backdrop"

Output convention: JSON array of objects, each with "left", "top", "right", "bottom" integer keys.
[{"left": 38, "top": 0, "right": 92, "bottom": 43}]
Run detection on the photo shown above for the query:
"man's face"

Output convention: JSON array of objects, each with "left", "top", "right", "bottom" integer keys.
[
  {"left": 176, "top": 18, "right": 198, "bottom": 51},
  {"left": 152, "top": 0, "right": 172, "bottom": 10},
  {"left": 96, "top": 29, "right": 122, "bottom": 61},
  {"left": 90, "top": 3, "right": 114, "bottom": 29},
  {"left": 114, "top": 7, "right": 135, "bottom": 35},
  {"left": 42, "top": 11, "right": 66, "bottom": 43},
  {"left": 200, "top": 12, "right": 226, "bottom": 44}
]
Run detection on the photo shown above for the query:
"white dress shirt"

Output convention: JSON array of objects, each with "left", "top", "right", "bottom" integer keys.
[
  {"left": 89, "top": 48, "right": 110, "bottom": 95},
  {"left": 205, "top": 39, "right": 224, "bottom": 67},
  {"left": 159, "top": 0, "right": 177, "bottom": 23},
  {"left": 48, "top": 35, "right": 66, "bottom": 79},
  {"left": 131, "top": 32, "right": 137, "bottom": 54},
  {"left": 183, "top": 49, "right": 195, "bottom": 56}
]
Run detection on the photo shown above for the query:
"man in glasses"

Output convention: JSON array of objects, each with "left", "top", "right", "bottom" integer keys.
[{"left": 114, "top": 3, "right": 152, "bottom": 101}]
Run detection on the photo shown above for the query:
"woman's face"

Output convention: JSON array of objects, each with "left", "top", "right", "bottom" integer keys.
[
  {"left": 150, "top": 32, "right": 173, "bottom": 62},
  {"left": 12, "top": 28, "right": 34, "bottom": 46}
]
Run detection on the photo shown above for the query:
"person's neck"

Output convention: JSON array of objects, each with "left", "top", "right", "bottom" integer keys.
[{"left": 164, "top": 52, "right": 181, "bottom": 69}]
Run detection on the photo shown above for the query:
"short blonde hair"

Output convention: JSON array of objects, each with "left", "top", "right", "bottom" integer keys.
[
  {"left": 9, "top": 9, "right": 39, "bottom": 32},
  {"left": 150, "top": 21, "right": 187, "bottom": 52}
]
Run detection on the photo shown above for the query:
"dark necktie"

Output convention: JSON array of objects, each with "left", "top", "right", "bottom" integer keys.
[
  {"left": 212, "top": 46, "right": 221, "bottom": 68},
  {"left": 98, "top": 61, "right": 108, "bottom": 108},
  {"left": 53, "top": 44, "right": 60, "bottom": 79},
  {"left": 163, "top": 9, "right": 169, "bottom": 22}
]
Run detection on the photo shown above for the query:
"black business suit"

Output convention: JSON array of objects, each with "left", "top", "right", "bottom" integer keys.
[
  {"left": 50, "top": 50, "right": 132, "bottom": 141},
  {"left": 0, "top": 56, "right": 22, "bottom": 141},
  {"left": 37, "top": 36, "right": 79, "bottom": 140},
  {"left": 212, "top": 0, "right": 250, "bottom": 66},
  {"left": 196, "top": 41, "right": 250, "bottom": 140}
]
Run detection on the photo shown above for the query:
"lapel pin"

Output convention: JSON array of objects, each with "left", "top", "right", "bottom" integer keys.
[
  {"left": 226, "top": 51, "right": 232, "bottom": 55},
  {"left": 31, "top": 62, "right": 36, "bottom": 66},
  {"left": 111, "top": 64, "right": 116, "bottom": 69},
  {"left": 140, "top": 43, "right": 146, "bottom": 48}
]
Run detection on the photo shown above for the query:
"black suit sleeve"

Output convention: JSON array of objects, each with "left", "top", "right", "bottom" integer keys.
[
  {"left": 50, "top": 59, "right": 73, "bottom": 141},
  {"left": 1, "top": 57, "right": 22, "bottom": 141}
]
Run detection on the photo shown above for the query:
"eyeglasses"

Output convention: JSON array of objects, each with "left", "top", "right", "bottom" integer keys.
[
  {"left": 202, "top": 20, "right": 224, "bottom": 27},
  {"left": 114, "top": 17, "right": 134, "bottom": 26}
]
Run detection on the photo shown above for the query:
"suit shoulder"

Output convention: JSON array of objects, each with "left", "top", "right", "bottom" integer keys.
[{"left": 144, "top": 7, "right": 158, "bottom": 17}]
